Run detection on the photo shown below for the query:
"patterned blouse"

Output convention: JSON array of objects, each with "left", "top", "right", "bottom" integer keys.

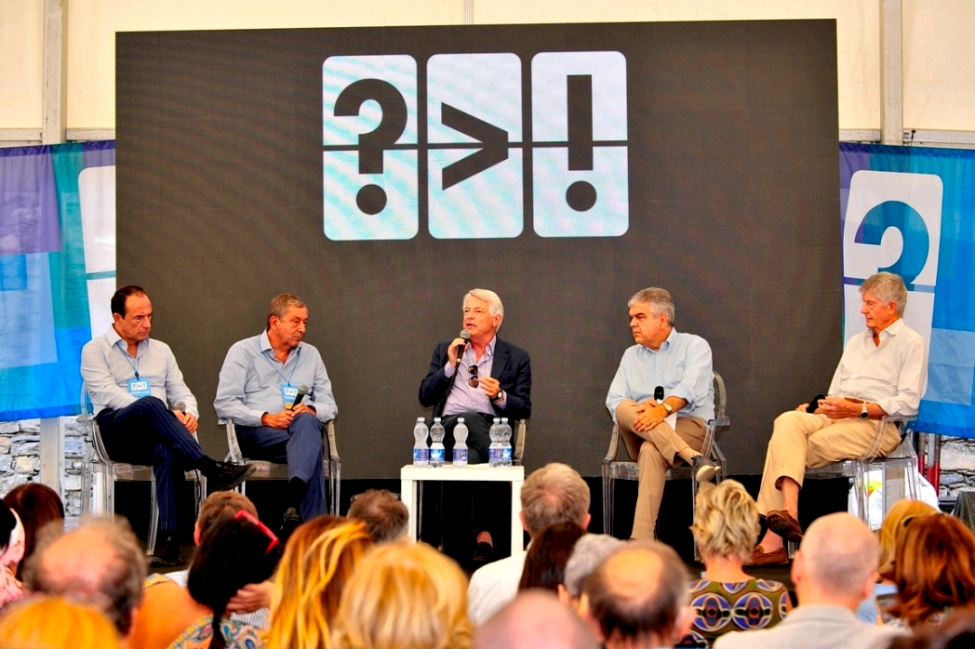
[
  {"left": 678, "top": 578, "right": 792, "bottom": 648},
  {"left": 167, "top": 615, "right": 266, "bottom": 649}
]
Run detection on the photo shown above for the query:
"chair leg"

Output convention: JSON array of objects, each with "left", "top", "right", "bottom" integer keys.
[
  {"left": 147, "top": 477, "right": 159, "bottom": 555},
  {"left": 602, "top": 472, "right": 613, "bottom": 538}
]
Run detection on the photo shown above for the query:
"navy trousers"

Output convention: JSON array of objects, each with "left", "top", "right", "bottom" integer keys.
[
  {"left": 236, "top": 413, "right": 327, "bottom": 521},
  {"left": 96, "top": 396, "right": 205, "bottom": 530}
]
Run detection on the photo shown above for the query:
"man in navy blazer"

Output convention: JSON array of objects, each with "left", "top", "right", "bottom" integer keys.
[{"left": 419, "top": 288, "right": 532, "bottom": 565}]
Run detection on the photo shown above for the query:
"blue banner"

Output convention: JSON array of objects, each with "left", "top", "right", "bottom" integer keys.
[
  {"left": 0, "top": 141, "right": 116, "bottom": 420},
  {"left": 841, "top": 143, "right": 975, "bottom": 439}
]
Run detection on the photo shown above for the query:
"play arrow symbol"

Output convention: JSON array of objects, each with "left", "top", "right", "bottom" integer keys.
[{"left": 441, "top": 103, "right": 509, "bottom": 190}]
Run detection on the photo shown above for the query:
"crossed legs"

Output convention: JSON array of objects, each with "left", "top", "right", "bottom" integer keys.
[{"left": 616, "top": 400, "right": 706, "bottom": 540}]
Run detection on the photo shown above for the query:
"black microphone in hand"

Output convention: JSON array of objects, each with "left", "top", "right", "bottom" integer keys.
[
  {"left": 654, "top": 386, "right": 664, "bottom": 402},
  {"left": 454, "top": 330, "right": 470, "bottom": 364},
  {"left": 290, "top": 384, "right": 310, "bottom": 410}
]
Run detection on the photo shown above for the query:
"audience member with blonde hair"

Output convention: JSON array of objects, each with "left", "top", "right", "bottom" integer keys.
[
  {"left": 0, "top": 595, "right": 121, "bottom": 649},
  {"left": 266, "top": 516, "right": 372, "bottom": 649},
  {"left": 886, "top": 513, "right": 975, "bottom": 630},
  {"left": 332, "top": 542, "right": 472, "bottom": 649},
  {"left": 856, "top": 499, "right": 939, "bottom": 624},
  {"left": 682, "top": 480, "right": 791, "bottom": 647}
]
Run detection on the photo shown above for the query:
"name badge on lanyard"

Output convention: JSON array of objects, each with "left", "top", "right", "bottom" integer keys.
[
  {"left": 127, "top": 378, "right": 151, "bottom": 398},
  {"left": 280, "top": 384, "right": 298, "bottom": 410}
]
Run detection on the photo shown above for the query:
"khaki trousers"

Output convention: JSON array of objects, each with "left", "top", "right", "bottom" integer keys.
[
  {"left": 756, "top": 410, "right": 901, "bottom": 515},
  {"left": 616, "top": 400, "right": 706, "bottom": 540}
]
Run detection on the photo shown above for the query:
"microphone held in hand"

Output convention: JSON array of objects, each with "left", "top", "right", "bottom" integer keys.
[
  {"left": 654, "top": 386, "right": 664, "bottom": 402},
  {"left": 290, "top": 384, "right": 310, "bottom": 410},
  {"left": 806, "top": 394, "right": 825, "bottom": 414},
  {"left": 454, "top": 330, "right": 471, "bottom": 363}
]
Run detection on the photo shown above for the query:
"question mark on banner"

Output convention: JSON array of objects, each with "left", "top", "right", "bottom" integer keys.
[
  {"left": 857, "top": 200, "right": 930, "bottom": 287},
  {"left": 334, "top": 79, "right": 408, "bottom": 215},
  {"left": 565, "top": 74, "right": 597, "bottom": 211}
]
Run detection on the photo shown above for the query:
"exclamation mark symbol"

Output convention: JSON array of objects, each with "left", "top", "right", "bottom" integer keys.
[{"left": 566, "top": 74, "right": 596, "bottom": 212}]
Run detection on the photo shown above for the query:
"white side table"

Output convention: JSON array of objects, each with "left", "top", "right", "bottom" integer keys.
[{"left": 400, "top": 464, "right": 526, "bottom": 558}]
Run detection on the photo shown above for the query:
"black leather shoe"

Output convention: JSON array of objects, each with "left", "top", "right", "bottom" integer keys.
[
  {"left": 280, "top": 507, "right": 303, "bottom": 544},
  {"left": 472, "top": 541, "right": 495, "bottom": 569},
  {"left": 200, "top": 460, "right": 255, "bottom": 492},
  {"left": 149, "top": 532, "right": 182, "bottom": 569}
]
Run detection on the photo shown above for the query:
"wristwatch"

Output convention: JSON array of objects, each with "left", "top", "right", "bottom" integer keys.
[
  {"left": 859, "top": 402, "right": 869, "bottom": 419},
  {"left": 661, "top": 402, "right": 674, "bottom": 414},
  {"left": 492, "top": 390, "right": 505, "bottom": 403}
]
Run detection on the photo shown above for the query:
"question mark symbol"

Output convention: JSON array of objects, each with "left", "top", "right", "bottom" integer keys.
[{"left": 334, "top": 79, "right": 408, "bottom": 215}]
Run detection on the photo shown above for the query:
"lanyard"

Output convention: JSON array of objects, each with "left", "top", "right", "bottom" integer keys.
[
  {"left": 259, "top": 340, "right": 301, "bottom": 386},
  {"left": 116, "top": 341, "right": 142, "bottom": 378}
]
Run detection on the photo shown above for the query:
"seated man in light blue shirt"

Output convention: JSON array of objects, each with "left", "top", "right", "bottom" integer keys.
[
  {"left": 81, "top": 285, "right": 255, "bottom": 567},
  {"left": 214, "top": 294, "right": 337, "bottom": 536},
  {"left": 606, "top": 287, "right": 717, "bottom": 540}
]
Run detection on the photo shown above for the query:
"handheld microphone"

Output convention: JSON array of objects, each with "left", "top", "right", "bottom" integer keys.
[
  {"left": 654, "top": 386, "right": 664, "bottom": 402},
  {"left": 290, "top": 384, "right": 310, "bottom": 410},
  {"left": 454, "top": 330, "right": 471, "bottom": 362}
]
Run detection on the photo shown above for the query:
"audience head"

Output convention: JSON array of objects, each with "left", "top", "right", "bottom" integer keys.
[
  {"left": 193, "top": 491, "right": 258, "bottom": 544},
  {"left": 886, "top": 608, "right": 975, "bottom": 649},
  {"left": 689, "top": 480, "right": 759, "bottom": 564},
  {"left": 518, "top": 521, "right": 586, "bottom": 593},
  {"left": 332, "top": 542, "right": 471, "bottom": 649},
  {"left": 347, "top": 489, "right": 409, "bottom": 544},
  {"left": 267, "top": 515, "right": 372, "bottom": 649},
  {"left": 580, "top": 541, "right": 691, "bottom": 649},
  {"left": 560, "top": 534, "right": 625, "bottom": 605},
  {"left": 793, "top": 513, "right": 879, "bottom": 608},
  {"left": 0, "top": 499, "right": 24, "bottom": 572},
  {"left": 886, "top": 513, "right": 975, "bottom": 628},
  {"left": 188, "top": 511, "right": 283, "bottom": 649},
  {"left": 520, "top": 463, "right": 591, "bottom": 538},
  {"left": 3, "top": 483, "right": 64, "bottom": 580},
  {"left": 0, "top": 595, "right": 121, "bottom": 649},
  {"left": 474, "top": 590, "right": 598, "bottom": 649},
  {"left": 877, "top": 499, "right": 939, "bottom": 581},
  {"left": 24, "top": 516, "right": 145, "bottom": 637}
]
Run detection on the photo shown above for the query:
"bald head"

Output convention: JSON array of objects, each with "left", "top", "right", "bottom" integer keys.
[
  {"left": 582, "top": 541, "right": 689, "bottom": 647},
  {"left": 796, "top": 513, "right": 879, "bottom": 602},
  {"left": 474, "top": 591, "right": 598, "bottom": 649},
  {"left": 25, "top": 518, "right": 145, "bottom": 636}
]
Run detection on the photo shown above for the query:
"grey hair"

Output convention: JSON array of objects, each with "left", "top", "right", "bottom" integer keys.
[
  {"left": 860, "top": 272, "right": 908, "bottom": 317},
  {"left": 562, "top": 534, "right": 626, "bottom": 598},
  {"left": 347, "top": 489, "right": 409, "bottom": 544},
  {"left": 627, "top": 288, "right": 675, "bottom": 326},
  {"left": 266, "top": 294, "right": 307, "bottom": 329},
  {"left": 465, "top": 289, "right": 504, "bottom": 330},
  {"left": 520, "top": 463, "right": 591, "bottom": 536}
]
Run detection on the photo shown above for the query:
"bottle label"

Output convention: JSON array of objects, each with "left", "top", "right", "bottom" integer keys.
[
  {"left": 453, "top": 448, "right": 468, "bottom": 463},
  {"left": 502, "top": 447, "right": 512, "bottom": 462},
  {"left": 413, "top": 448, "right": 429, "bottom": 463},
  {"left": 430, "top": 447, "right": 445, "bottom": 463},
  {"left": 489, "top": 448, "right": 502, "bottom": 464}
]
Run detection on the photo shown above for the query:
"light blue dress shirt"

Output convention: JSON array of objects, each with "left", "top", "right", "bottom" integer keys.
[
  {"left": 80, "top": 327, "right": 198, "bottom": 417},
  {"left": 214, "top": 331, "right": 337, "bottom": 427},
  {"left": 606, "top": 327, "right": 714, "bottom": 422}
]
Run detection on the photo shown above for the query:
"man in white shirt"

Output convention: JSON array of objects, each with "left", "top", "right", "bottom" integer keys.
[
  {"left": 751, "top": 272, "right": 927, "bottom": 565},
  {"left": 467, "top": 463, "right": 591, "bottom": 625}
]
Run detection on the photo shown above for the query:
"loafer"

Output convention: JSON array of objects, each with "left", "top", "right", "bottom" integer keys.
[
  {"left": 766, "top": 510, "right": 803, "bottom": 542},
  {"left": 747, "top": 546, "right": 789, "bottom": 566},
  {"left": 280, "top": 506, "right": 303, "bottom": 545},
  {"left": 149, "top": 533, "right": 182, "bottom": 569},
  {"left": 692, "top": 455, "right": 721, "bottom": 484},
  {"left": 202, "top": 461, "right": 256, "bottom": 493}
]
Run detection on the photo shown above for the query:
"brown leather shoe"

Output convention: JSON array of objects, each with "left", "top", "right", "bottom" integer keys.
[
  {"left": 766, "top": 510, "right": 803, "bottom": 542},
  {"left": 747, "top": 546, "right": 789, "bottom": 566}
]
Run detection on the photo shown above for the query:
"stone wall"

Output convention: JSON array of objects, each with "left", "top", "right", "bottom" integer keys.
[
  {"left": 0, "top": 416, "right": 89, "bottom": 516},
  {"left": 938, "top": 437, "right": 975, "bottom": 497}
]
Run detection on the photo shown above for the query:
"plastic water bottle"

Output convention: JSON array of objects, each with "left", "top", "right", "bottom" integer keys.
[
  {"left": 413, "top": 418, "right": 429, "bottom": 467},
  {"left": 489, "top": 418, "right": 503, "bottom": 467},
  {"left": 453, "top": 417, "right": 469, "bottom": 467},
  {"left": 430, "top": 417, "right": 446, "bottom": 467},
  {"left": 500, "top": 417, "right": 513, "bottom": 467}
]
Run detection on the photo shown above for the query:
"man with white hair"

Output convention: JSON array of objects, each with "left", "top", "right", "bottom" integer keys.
[
  {"left": 580, "top": 541, "right": 693, "bottom": 649},
  {"left": 717, "top": 513, "right": 906, "bottom": 649},
  {"left": 558, "top": 533, "right": 626, "bottom": 608},
  {"left": 752, "top": 272, "right": 927, "bottom": 565},
  {"left": 419, "top": 288, "right": 532, "bottom": 565},
  {"left": 468, "top": 463, "right": 591, "bottom": 625}
]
